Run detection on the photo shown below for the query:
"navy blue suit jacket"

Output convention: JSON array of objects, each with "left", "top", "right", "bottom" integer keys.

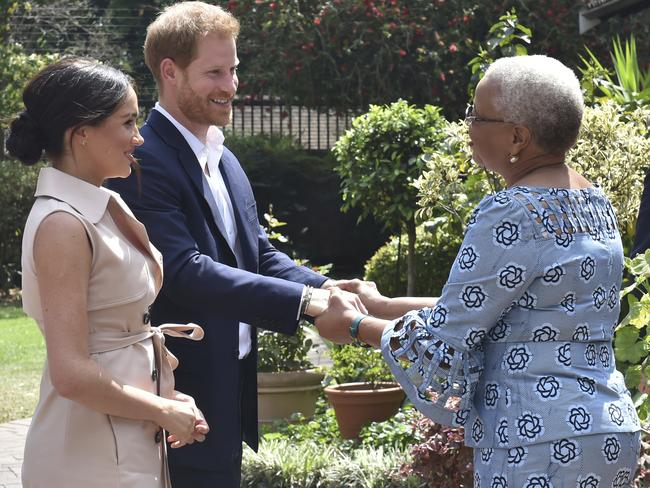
[{"left": 106, "top": 109, "right": 327, "bottom": 471}]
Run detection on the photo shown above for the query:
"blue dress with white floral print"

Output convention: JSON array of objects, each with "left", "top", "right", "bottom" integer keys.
[{"left": 381, "top": 186, "right": 641, "bottom": 451}]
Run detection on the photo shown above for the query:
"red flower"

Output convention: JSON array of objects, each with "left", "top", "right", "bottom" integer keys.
[
  {"left": 269, "top": 2, "right": 276, "bottom": 8},
  {"left": 449, "top": 43, "right": 458, "bottom": 53},
  {"left": 313, "top": 17, "right": 321, "bottom": 25},
  {"left": 399, "top": 49, "right": 407, "bottom": 57}
]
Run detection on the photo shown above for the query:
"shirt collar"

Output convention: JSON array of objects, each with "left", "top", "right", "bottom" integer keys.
[
  {"left": 34, "top": 167, "right": 112, "bottom": 224},
  {"left": 154, "top": 102, "right": 225, "bottom": 171}
]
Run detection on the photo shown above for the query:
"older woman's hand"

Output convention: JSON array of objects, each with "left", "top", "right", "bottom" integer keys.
[
  {"left": 314, "top": 288, "right": 363, "bottom": 344},
  {"left": 335, "top": 279, "right": 389, "bottom": 317}
]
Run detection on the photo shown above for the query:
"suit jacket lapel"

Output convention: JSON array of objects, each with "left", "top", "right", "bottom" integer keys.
[{"left": 145, "top": 110, "right": 232, "bottom": 250}]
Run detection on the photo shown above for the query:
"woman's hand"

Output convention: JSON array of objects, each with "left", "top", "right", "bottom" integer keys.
[
  {"left": 158, "top": 393, "right": 207, "bottom": 449},
  {"left": 314, "top": 288, "right": 363, "bottom": 344},
  {"left": 335, "top": 279, "right": 389, "bottom": 318}
]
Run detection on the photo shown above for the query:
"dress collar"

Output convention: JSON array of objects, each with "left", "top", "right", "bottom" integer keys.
[{"left": 34, "top": 167, "right": 113, "bottom": 224}]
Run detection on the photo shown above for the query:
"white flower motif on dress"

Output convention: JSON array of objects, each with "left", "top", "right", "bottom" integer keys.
[
  {"left": 542, "top": 263, "right": 565, "bottom": 286},
  {"left": 607, "top": 284, "right": 618, "bottom": 310},
  {"left": 523, "top": 473, "right": 553, "bottom": 488},
  {"left": 560, "top": 292, "right": 575, "bottom": 315},
  {"left": 493, "top": 219, "right": 521, "bottom": 249},
  {"left": 601, "top": 435, "right": 621, "bottom": 464},
  {"left": 607, "top": 402, "right": 624, "bottom": 427},
  {"left": 599, "top": 345, "right": 611, "bottom": 369},
  {"left": 535, "top": 375, "right": 561, "bottom": 401},
  {"left": 496, "top": 263, "right": 527, "bottom": 290},
  {"left": 480, "top": 447, "right": 493, "bottom": 465},
  {"left": 550, "top": 438, "right": 579, "bottom": 465},
  {"left": 507, "top": 446, "right": 527, "bottom": 466},
  {"left": 490, "top": 475, "right": 507, "bottom": 488},
  {"left": 497, "top": 418, "right": 509, "bottom": 447},
  {"left": 572, "top": 323, "right": 590, "bottom": 341},
  {"left": 585, "top": 344, "right": 597, "bottom": 367},
  {"left": 471, "top": 416, "right": 485, "bottom": 443},
  {"left": 516, "top": 411, "right": 544, "bottom": 442},
  {"left": 579, "top": 256, "right": 596, "bottom": 282},
  {"left": 429, "top": 303, "right": 448, "bottom": 329},
  {"left": 517, "top": 290, "right": 537, "bottom": 309},
  {"left": 484, "top": 383, "right": 499, "bottom": 409},
  {"left": 592, "top": 286, "right": 606, "bottom": 310},
  {"left": 464, "top": 328, "right": 487, "bottom": 351},
  {"left": 531, "top": 324, "right": 559, "bottom": 342},
  {"left": 612, "top": 469, "right": 631, "bottom": 488},
  {"left": 577, "top": 376, "right": 596, "bottom": 396},
  {"left": 460, "top": 285, "right": 487, "bottom": 311},
  {"left": 454, "top": 408, "right": 470, "bottom": 427},
  {"left": 488, "top": 320, "right": 510, "bottom": 342},
  {"left": 555, "top": 343, "right": 571, "bottom": 367},
  {"left": 566, "top": 405, "right": 592, "bottom": 434},
  {"left": 576, "top": 474, "right": 600, "bottom": 488},
  {"left": 457, "top": 245, "right": 480, "bottom": 272},
  {"left": 503, "top": 345, "right": 533, "bottom": 374}
]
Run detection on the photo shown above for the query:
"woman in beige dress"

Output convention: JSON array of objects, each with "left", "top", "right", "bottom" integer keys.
[{"left": 6, "top": 58, "right": 209, "bottom": 487}]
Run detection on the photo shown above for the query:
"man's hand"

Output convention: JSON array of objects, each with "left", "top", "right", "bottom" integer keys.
[{"left": 306, "top": 287, "right": 367, "bottom": 318}]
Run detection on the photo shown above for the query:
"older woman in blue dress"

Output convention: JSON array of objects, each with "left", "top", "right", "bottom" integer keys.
[{"left": 319, "top": 55, "right": 641, "bottom": 487}]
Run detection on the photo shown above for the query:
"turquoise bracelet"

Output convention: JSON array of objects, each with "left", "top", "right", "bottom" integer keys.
[{"left": 349, "top": 314, "right": 367, "bottom": 339}]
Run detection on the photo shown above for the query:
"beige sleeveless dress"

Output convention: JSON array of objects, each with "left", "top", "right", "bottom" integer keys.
[{"left": 21, "top": 167, "right": 202, "bottom": 488}]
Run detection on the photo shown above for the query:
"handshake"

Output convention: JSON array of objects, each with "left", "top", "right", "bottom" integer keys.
[{"left": 303, "top": 279, "right": 386, "bottom": 347}]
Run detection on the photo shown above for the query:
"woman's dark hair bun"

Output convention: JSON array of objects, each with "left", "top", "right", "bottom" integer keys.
[{"left": 6, "top": 110, "right": 45, "bottom": 166}]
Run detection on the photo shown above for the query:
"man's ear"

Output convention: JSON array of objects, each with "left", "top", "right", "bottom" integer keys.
[{"left": 160, "top": 58, "right": 179, "bottom": 87}]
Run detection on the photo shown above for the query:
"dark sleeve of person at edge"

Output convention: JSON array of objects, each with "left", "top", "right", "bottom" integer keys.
[{"left": 631, "top": 169, "right": 650, "bottom": 257}]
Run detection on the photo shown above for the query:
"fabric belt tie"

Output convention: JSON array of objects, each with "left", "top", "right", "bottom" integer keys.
[{"left": 87, "top": 323, "right": 204, "bottom": 488}]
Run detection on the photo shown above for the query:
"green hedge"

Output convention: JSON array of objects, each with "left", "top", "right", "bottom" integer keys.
[
  {"left": 0, "top": 159, "right": 41, "bottom": 294},
  {"left": 226, "top": 134, "right": 389, "bottom": 275}
]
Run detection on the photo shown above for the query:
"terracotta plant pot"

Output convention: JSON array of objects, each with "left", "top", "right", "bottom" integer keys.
[
  {"left": 324, "top": 381, "right": 405, "bottom": 439},
  {"left": 257, "top": 370, "right": 325, "bottom": 423}
]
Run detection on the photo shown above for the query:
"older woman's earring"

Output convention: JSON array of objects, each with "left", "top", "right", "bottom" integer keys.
[
  {"left": 509, "top": 153, "right": 519, "bottom": 164},
  {"left": 81, "top": 139, "right": 87, "bottom": 147}
]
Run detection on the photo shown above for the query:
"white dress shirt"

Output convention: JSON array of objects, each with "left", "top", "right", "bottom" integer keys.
[{"left": 154, "top": 103, "right": 252, "bottom": 358}]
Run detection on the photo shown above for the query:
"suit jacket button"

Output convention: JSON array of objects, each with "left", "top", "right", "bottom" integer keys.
[{"left": 143, "top": 312, "right": 151, "bottom": 324}]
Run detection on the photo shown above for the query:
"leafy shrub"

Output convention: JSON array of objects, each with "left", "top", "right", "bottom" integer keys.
[
  {"left": 226, "top": 133, "right": 388, "bottom": 274},
  {"left": 399, "top": 411, "right": 473, "bottom": 488},
  {"left": 257, "top": 323, "right": 314, "bottom": 373},
  {"left": 0, "top": 159, "right": 43, "bottom": 294},
  {"left": 334, "top": 100, "right": 448, "bottom": 294},
  {"left": 567, "top": 102, "right": 650, "bottom": 251},
  {"left": 241, "top": 438, "right": 424, "bottom": 488},
  {"left": 364, "top": 222, "right": 461, "bottom": 298},
  {"left": 327, "top": 344, "right": 394, "bottom": 388}
]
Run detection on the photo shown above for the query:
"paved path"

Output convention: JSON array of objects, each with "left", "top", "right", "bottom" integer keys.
[{"left": 0, "top": 418, "right": 28, "bottom": 488}]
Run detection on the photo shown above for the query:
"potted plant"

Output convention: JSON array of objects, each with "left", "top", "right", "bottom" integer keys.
[
  {"left": 257, "top": 323, "right": 325, "bottom": 424},
  {"left": 324, "top": 344, "right": 405, "bottom": 439}
]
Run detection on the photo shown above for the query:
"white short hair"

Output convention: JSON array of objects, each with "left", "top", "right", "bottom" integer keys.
[{"left": 483, "top": 55, "right": 584, "bottom": 153}]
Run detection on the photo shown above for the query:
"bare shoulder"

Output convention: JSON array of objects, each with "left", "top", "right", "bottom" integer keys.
[{"left": 33, "top": 211, "right": 92, "bottom": 268}]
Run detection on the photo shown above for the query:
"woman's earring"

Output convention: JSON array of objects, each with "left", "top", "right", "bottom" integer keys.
[
  {"left": 509, "top": 153, "right": 519, "bottom": 164},
  {"left": 81, "top": 139, "right": 87, "bottom": 147}
]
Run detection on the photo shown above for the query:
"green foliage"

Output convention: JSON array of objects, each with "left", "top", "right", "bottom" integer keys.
[
  {"left": 467, "top": 8, "right": 531, "bottom": 97},
  {"left": 226, "top": 133, "right": 388, "bottom": 271},
  {"left": 333, "top": 100, "right": 447, "bottom": 232},
  {"left": 567, "top": 102, "right": 650, "bottom": 250},
  {"left": 580, "top": 35, "right": 650, "bottom": 109},
  {"left": 257, "top": 324, "right": 314, "bottom": 373},
  {"left": 400, "top": 409, "right": 473, "bottom": 488},
  {"left": 241, "top": 438, "right": 423, "bottom": 488},
  {"left": 327, "top": 344, "right": 394, "bottom": 388},
  {"left": 364, "top": 223, "right": 461, "bottom": 298},
  {"left": 617, "top": 251, "right": 650, "bottom": 425},
  {"left": 0, "top": 42, "right": 57, "bottom": 129},
  {"left": 0, "top": 159, "right": 43, "bottom": 293}
]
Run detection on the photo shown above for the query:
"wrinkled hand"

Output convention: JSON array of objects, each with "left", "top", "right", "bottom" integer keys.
[
  {"left": 164, "top": 391, "right": 209, "bottom": 448},
  {"left": 315, "top": 288, "right": 362, "bottom": 344},
  {"left": 640, "top": 373, "right": 650, "bottom": 395},
  {"left": 335, "top": 279, "right": 388, "bottom": 318}
]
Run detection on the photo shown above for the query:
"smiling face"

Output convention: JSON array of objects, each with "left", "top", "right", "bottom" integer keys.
[
  {"left": 81, "top": 86, "right": 143, "bottom": 183},
  {"left": 468, "top": 77, "right": 516, "bottom": 176},
  {"left": 174, "top": 33, "right": 239, "bottom": 133}
]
